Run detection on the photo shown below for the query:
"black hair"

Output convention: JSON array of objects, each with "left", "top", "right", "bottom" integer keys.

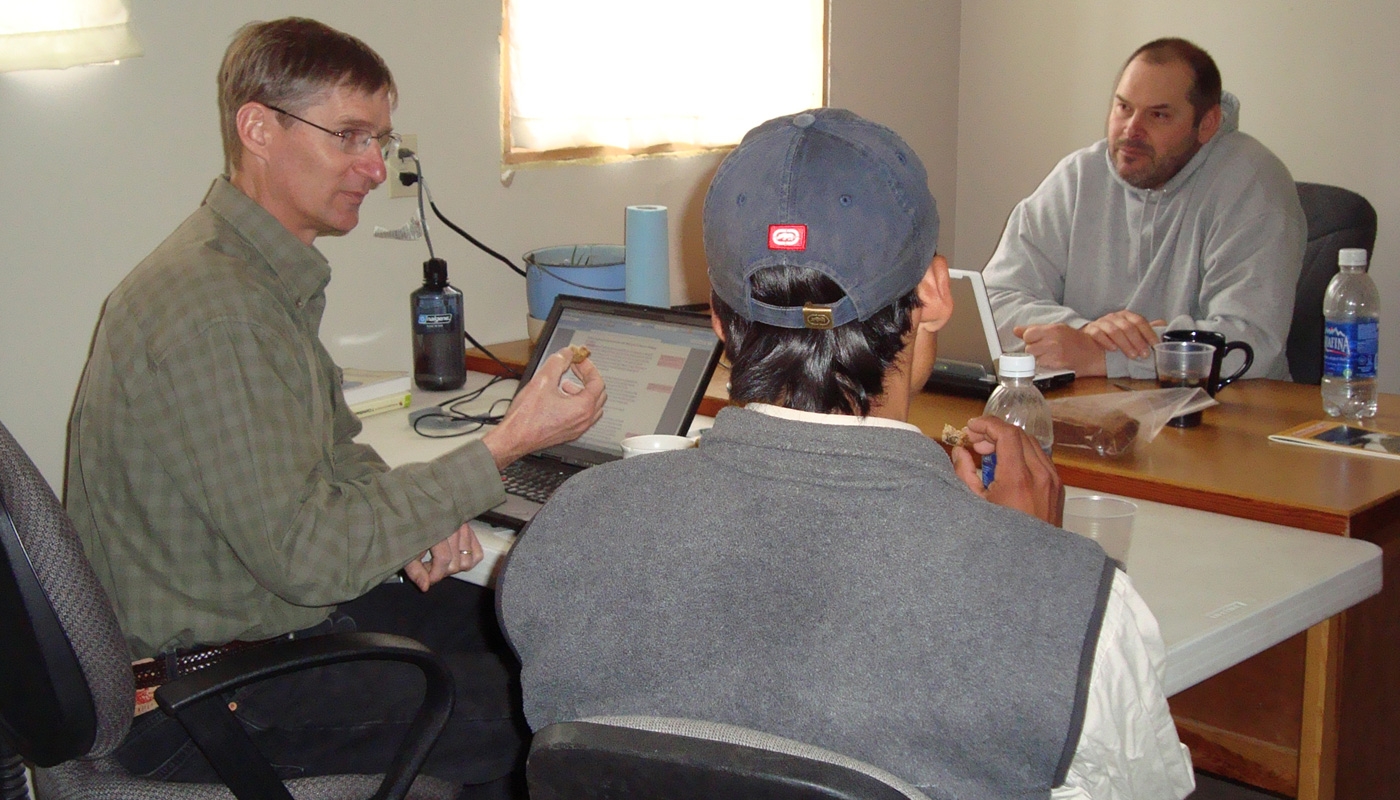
[{"left": 712, "top": 265, "right": 920, "bottom": 416}]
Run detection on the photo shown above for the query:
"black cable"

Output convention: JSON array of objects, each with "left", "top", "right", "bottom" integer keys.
[
  {"left": 394, "top": 145, "right": 436, "bottom": 260},
  {"left": 433, "top": 373, "right": 513, "bottom": 409},
  {"left": 412, "top": 413, "right": 488, "bottom": 438},
  {"left": 412, "top": 154, "right": 435, "bottom": 259},
  {"left": 463, "top": 328, "right": 523, "bottom": 380},
  {"left": 428, "top": 195, "right": 616, "bottom": 292},
  {"left": 410, "top": 376, "right": 515, "bottom": 438},
  {"left": 398, "top": 147, "right": 522, "bottom": 278},
  {"left": 429, "top": 197, "right": 527, "bottom": 277},
  {"left": 449, "top": 396, "right": 512, "bottom": 421},
  {"left": 523, "top": 257, "right": 621, "bottom": 292}
]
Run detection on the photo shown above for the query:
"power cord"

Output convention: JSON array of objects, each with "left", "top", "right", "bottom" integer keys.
[
  {"left": 430, "top": 195, "right": 526, "bottom": 277},
  {"left": 397, "top": 150, "right": 524, "bottom": 276},
  {"left": 398, "top": 154, "right": 616, "bottom": 292},
  {"left": 464, "top": 328, "right": 522, "bottom": 380},
  {"left": 396, "top": 149, "right": 436, "bottom": 260},
  {"left": 409, "top": 374, "right": 516, "bottom": 438}
]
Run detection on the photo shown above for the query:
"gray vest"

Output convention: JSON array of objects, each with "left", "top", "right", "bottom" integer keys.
[{"left": 501, "top": 407, "right": 1114, "bottom": 800}]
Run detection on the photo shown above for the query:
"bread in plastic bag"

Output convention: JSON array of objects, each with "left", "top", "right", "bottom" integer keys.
[{"left": 1049, "top": 388, "right": 1217, "bottom": 457}]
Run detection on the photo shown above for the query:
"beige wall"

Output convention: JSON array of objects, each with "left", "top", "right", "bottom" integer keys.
[
  {"left": 829, "top": 0, "right": 961, "bottom": 261},
  {"left": 8, "top": 0, "right": 1394, "bottom": 491},
  {"left": 956, "top": 0, "right": 1400, "bottom": 394},
  {"left": 0, "top": 0, "right": 961, "bottom": 487}
]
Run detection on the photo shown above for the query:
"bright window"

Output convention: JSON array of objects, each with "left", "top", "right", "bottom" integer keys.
[
  {"left": 503, "top": 0, "right": 827, "bottom": 165},
  {"left": 0, "top": 0, "right": 142, "bottom": 72}
]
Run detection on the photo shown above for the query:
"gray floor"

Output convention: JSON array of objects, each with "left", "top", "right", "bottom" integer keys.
[{"left": 1189, "top": 772, "right": 1286, "bottom": 799}]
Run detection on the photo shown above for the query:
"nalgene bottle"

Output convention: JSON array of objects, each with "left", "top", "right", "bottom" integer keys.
[
  {"left": 411, "top": 257, "right": 466, "bottom": 391},
  {"left": 981, "top": 353, "right": 1054, "bottom": 488}
]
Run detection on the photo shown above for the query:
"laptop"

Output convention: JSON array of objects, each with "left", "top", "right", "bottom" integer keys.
[
  {"left": 478, "top": 295, "right": 722, "bottom": 530},
  {"left": 924, "top": 268, "right": 1076, "bottom": 398}
]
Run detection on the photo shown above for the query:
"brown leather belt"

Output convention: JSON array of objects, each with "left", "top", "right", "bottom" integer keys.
[{"left": 132, "top": 637, "right": 280, "bottom": 690}]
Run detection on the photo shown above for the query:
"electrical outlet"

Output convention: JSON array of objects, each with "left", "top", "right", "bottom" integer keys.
[{"left": 388, "top": 133, "right": 418, "bottom": 199}]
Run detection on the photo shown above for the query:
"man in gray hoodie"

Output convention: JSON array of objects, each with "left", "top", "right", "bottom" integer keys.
[{"left": 983, "top": 38, "right": 1305, "bottom": 380}]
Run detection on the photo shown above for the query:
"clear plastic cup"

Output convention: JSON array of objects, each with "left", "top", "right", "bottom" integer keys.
[
  {"left": 1153, "top": 341, "right": 1216, "bottom": 427},
  {"left": 1063, "top": 495, "right": 1137, "bottom": 569}
]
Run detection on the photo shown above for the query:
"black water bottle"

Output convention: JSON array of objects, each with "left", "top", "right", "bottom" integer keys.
[{"left": 411, "top": 257, "right": 466, "bottom": 390}]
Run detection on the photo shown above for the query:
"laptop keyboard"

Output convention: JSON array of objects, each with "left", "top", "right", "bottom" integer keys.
[{"left": 501, "top": 459, "right": 576, "bottom": 504}]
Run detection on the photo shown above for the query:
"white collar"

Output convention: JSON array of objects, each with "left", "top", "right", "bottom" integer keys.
[{"left": 747, "top": 402, "right": 922, "bottom": 434}]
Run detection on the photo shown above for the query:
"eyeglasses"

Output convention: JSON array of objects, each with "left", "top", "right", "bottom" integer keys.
[{"left": 265, "top": 104, "right": 401, "bottom": 159}]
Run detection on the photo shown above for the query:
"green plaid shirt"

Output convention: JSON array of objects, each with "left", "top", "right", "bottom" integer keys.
[{"left": 67, "top": 178, "right": 504, "bottom": 658}]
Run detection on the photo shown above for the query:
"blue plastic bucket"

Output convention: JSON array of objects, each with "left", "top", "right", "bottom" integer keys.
[{"left": 524, "top": 244, "right": 627, "bottom": 320}]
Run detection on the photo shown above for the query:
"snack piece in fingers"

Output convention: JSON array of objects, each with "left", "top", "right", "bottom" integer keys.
[
  {"left": 940, "top": 423, "right": 970, "bottom": 447},
  {"left": 569, "top": 345, "right": 591, "bottom": 364}
]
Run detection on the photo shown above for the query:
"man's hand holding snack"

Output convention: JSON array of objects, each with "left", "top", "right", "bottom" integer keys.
[
  {"left": 947, "top": 416, "right": 1064, "bottom": 526},
  {"left": 482, "top": 347, "right": 607, "bottom": 470}
]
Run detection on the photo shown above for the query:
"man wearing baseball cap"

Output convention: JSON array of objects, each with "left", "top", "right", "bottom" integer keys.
[{"left": 499, "top": 109, "right": 1193, "bottom": 799}]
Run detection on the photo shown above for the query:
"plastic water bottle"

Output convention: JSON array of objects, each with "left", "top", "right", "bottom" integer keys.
[
  {"left": 411, "top": 257, "right": 466, "bottom": 391},
  {"left": 981, "top": 353, "right": 1054, "bottom": 488},
  {"left": 1322, "top": 248, "right": 1379, "bottom": 418}
]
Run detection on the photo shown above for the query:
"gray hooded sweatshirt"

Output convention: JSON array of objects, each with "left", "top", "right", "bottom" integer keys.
[{"left": 983, "top": 93, "right": 1306, "bottom": 379}]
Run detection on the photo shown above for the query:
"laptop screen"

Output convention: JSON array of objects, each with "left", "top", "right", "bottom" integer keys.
[
  {"left": 522, "top": 297, "right": 721, "bottom": 466},
  {"left": 924, "top": 269, "right": 1074, "bottom": 397},
  {"left": 931, "top": 269, "right": 1003, "bottom": 382}
]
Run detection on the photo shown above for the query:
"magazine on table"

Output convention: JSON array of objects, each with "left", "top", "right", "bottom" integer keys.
[{"left": 1268, "top": 419, "right": 1400, "bottom": 461}]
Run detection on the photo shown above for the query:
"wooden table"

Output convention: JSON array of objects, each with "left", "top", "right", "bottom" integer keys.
[{"left": 469, "top": 341, "right": 1400, "bottom": 799}]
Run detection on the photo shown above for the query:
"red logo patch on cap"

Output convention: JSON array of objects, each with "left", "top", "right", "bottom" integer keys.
[{"left": 768, "top": 224, "right": 807, "bottom": 251}]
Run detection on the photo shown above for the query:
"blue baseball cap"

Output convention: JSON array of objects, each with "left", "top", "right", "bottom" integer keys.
[{"left": 703, "top": 108, "right": 939, "bottom": 329}]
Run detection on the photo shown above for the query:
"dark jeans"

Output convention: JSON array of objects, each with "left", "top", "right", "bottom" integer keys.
[{"left": 115, "top": 579, "right": 529, "bottom": 798}]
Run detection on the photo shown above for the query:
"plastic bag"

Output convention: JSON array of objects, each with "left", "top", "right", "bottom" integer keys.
[{"left": 1048, "top": 388, "right": 1217, "bottom": 457}]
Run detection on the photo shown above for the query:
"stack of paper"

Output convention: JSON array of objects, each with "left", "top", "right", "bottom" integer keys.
[{"left": 341, "top": 368, "right": 412, "bottom": 418}]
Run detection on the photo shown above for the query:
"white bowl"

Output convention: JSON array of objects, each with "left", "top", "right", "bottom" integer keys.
[{"left": 620, "top": 434, "right": 698, "bottom": 458}]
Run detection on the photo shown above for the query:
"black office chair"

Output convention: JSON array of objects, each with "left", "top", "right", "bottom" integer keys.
[
  {"left": 1288, "top": 182, "right": 1378, "bottom": 384},
  {"left": 526, "top": 716, "right": 931, "bottom": 800},
  {"left": 0, "top": 419, "right": 458, "bottom": 800}
]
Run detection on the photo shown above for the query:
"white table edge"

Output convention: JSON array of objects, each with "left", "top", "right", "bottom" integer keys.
[{"left": 356, "top": 382, "right": 1386, "bottom": 695}]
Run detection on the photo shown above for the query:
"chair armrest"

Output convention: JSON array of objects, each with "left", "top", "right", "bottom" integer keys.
[
  {"left": 155, "top": 632, "right": 454, "bottom": 800},
  {"left": 529, "top": 720, "right": 924, "bottom": 800}
]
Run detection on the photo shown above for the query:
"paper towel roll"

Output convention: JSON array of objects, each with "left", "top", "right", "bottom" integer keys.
[{"left": 625, "top": 205, "right": 670, "bottom": 307}]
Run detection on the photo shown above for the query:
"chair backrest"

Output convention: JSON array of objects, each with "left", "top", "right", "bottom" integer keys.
[
  {"left": 526, "top": 716, "right": 931, "bottom": 800},
  {"left": 0, "top": 421, "right": 133, "bottom": 768},
  {"left": 1289, "top": 182, "right": 1378, "bottom": 384},
  {"left": 1, "top": 421, "right": 460, "bottom": 800}
]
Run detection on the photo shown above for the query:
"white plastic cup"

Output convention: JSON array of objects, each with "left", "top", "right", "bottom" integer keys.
[
  {"left": 620, "top": 434, "right": 697, "bottom": 458},
  {"left": 1063, "top": 495, "right": 1137, "bottom": 569}
]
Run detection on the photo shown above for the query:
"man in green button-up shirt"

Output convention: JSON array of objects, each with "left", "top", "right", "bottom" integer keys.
[{"left": 65, "top": 17, "right": 604, "bottom": 798}]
